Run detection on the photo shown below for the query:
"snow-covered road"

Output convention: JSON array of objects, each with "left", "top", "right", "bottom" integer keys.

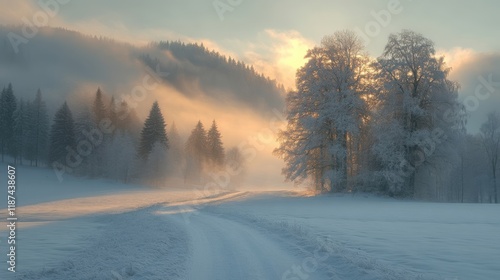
[
  {"left": 6, "top": 198, "right": 330, "bottom": 280},
  {"left": 2, "top": 188, "right": 499, "bottom": 279},
  {"left": 177, "top": 211, "right": 321, "bottom": 280}
]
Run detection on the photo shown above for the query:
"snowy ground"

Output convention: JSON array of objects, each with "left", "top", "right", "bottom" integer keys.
[{"left": 0, "top": 165, "right": 499, "bottom": 279}]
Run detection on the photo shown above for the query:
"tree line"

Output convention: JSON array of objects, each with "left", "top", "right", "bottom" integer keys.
[
  {"left": 0, "top": 84, "right": 49, "bottom": 166},
  {"left": 0, "top": 85, "right": 244, "bottom": 187},
  {"left": 275, "top": 29, "right": 500, "bottom": 203}
]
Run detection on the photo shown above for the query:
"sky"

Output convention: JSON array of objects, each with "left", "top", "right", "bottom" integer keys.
[
  {"left": 1, "top": 1, "right": 499, "bottom": 128},
  {"left": 2, "top": 1, "right": 499, "bottom": 90}
]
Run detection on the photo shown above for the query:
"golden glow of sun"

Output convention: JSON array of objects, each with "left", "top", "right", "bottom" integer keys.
[{"left": 245, "top": 30, "right": 315, "bottom": 90}]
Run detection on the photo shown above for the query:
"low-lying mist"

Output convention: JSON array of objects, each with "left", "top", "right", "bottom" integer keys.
[{"left": 0, "top": 26, "right": 291, "bottom": 191}]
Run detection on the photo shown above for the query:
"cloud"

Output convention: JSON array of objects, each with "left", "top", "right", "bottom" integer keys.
[
  {"left": 0, "top": 1, "right": 38, "bottom": 24},
  {"left": 240, "top": 29, "right": 315, "bottom": 90},
  {"left": 440, "top": 49, "right": 500, "bottom": 133},
  {"left": 0, "top": 0, "right": 312, "bottom": 91},
  {"left": 0, "top": 0, "right": 72, "bottom": 28},
  {"left": 437, "top": 47, "right": 477, "bottom": 79}
]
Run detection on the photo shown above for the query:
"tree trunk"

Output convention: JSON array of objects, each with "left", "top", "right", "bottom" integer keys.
[
  {"left": 493, "top": 167, "right": 498, "bottom": 204},
  {"left": 343, "top": 131, "right": 348, "bottom": 192},
  {"left": 461, "top": 153, "right": 464, "bottom": 203}
]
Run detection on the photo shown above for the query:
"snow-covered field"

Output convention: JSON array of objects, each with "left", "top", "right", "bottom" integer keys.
[{"left": 0, "top": 165, "right": 499, "bottom": 279}]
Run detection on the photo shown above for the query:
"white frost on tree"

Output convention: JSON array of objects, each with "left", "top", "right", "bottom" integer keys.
[
  {"left": 372, "top": 30, "right": 464, "bottom": 198},
  {"left": 275, "top": 30, "right": 370, "bottom": 193}
]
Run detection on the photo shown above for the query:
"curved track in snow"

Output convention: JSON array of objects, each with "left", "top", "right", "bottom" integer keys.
[{"left": 173, "top": 210, "right": 327, "bottom": 280}]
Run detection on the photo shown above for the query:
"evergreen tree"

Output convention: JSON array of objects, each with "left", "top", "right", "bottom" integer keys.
[
  {"left": 92, "top": 87, "right": 107, "bottom": 125},
  {"left": 13, "top": 98, "right": 28, "bottom": 164},
  {"left": 138, "top": 101, "right": 168, "bottom": 159},
  {"left": 108, "top": 96, "right": 118, "bottom": 129},
  {"left": 184, "top": 121, "right": 208, "bottom": 183},
  {"left": 168, "top": 122, "right": 184, "bottom": 173},
  {"left": 103, "top": 131, "right": 136, "bottom": 183},
  {"left": 207, "top": 120, "right": 225, "bottom": 167},
  {"left": 145, "top": 142, "right": 169, "bottom": 186},
  {"left": 27, "top": 89, "right": 50, "bottom": 166},
  {"left": 0, "top": 83, "right": 17, "bottom": 161},
  {"left": 185, "top": 121, "right": 207, "bottom": 160},
  {"left": 225, "top": 146, "right": 246, "bottom": 188},
  {"left": 49, "top": 102, "right": 76, "bottom": 164},
  {"left": 90, "top": 89, "right": 110, "bottom": 177},
  {"left": 116, "top": 100, "right": 141, "bottom": 135},
  {"left": 169, "top": 122, "right": 182, "bottom": 158},
  {"left": 74, "top": 106, "right": 97, "bottom": 175}
]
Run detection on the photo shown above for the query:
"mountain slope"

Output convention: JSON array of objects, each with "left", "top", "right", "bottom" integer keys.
[{"left": 0, "top": 26, "right": 285, "bottom": 115}]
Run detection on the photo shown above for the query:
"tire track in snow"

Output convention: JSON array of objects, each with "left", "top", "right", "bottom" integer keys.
[{"left": 169, "top": 209, "right": 329, "bottom": 280}]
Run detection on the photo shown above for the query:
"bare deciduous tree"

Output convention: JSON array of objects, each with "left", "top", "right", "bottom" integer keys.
[{"left": 480, "top": 111, "right": 500, "bottom": 203}]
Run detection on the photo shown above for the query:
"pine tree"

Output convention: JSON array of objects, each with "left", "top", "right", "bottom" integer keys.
[
  {"left": 116, "top": 100, "right": 141, "bottom": 135},
  {"left": 74, "top": 106, "right": 96, "bottom": 175},
  {"left": 168, "top": 122, "right": 184, "bottom": 166},
  {"left": 225, "top": 146, "right": 246, "bottom": 188},
  {"left": 89, "top": 88, "right": 110, "bottom": 177},
  {"left": 138, "top": 101, "right": 168, "bottom": 159},
  {"left": 27, "top": 89, "right": 49, "bottom": 166},
  {"left": 108, "top": 96, "right": 118, "bottom": 129},
  {"left": 0, "top": 83, "right": 17, "bottom": 161},
  {"left": 145, "top": 142, "right": 169, "bottom": 186},
  {"left": 207, "top": 120, "right": 225, "bottom": 167},
  {"left": 185, "top": 121, "right": 207, "bottom": 160},
  {"left": 49, "top": 102, "right": 76, "bottom": 164},
  {"left": 13, "top": 98, "right": 28, "bottom": 164},
  {"left": 103, "top": 131, "right": 136, "bottom": 182},
  {"left": 92, "top": 87, "right": 107, "bottom": 125},
  {"left": 184, "top": 121, "right": 208, "bottom": 183}
]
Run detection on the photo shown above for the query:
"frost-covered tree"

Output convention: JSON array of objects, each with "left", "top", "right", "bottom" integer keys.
[
  {"left": 480, "top": 112, "right": 500, "bottom": 203},
  {"left": 49, "top": 102, "right": 76, "bottom": 164},
  {"left": 275, "top": 30, "right": 370, "bottom": 193},
  {"left": 207, "top": 120, "right": 225, "bottom": 168},
  {"left": 138, "top": 101, "right": 168, "bottom": 160},
  {"left": 372, "top": 30, "right": 464, "bottom": 198},
  {"left": 0, "top": 83, "right": 17, "bottom": 161}
]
